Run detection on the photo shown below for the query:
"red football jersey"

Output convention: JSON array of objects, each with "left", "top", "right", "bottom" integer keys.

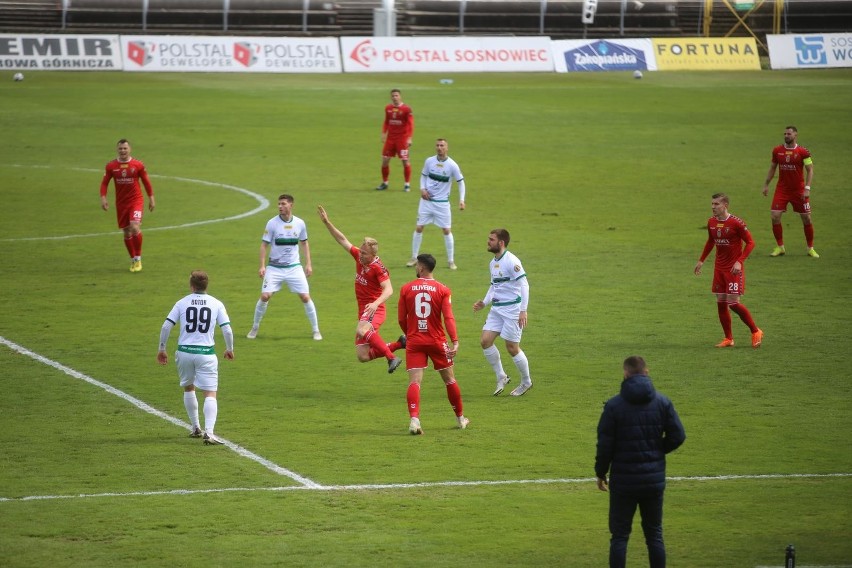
[
  {"left": 397, "top": 277, "right": 458, "bottom": 347},
  {"left": 349, "top": 245, "right": 390, "bottom": 312},
  {"left": 382, "top": 103, "right": 414, "bottom": 140},
  {"left": 702, "top": 214, "right": 754, "bottom": 271},
  {"left": 100, "top": 158, "right": 153, "bottom": 210},
  {"left": 771, "top": 144, "right": 811, "bottom": 194}
]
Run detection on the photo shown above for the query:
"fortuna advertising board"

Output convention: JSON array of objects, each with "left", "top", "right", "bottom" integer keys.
[
  {"left": 340, "top": 36, "right": 554, "bottom": 72},
  {"left": 121, "top": 36, "right": 342, "bottom": 72},
  {"left": 652, "top": 37, "right": 760, "bottom": 70}
]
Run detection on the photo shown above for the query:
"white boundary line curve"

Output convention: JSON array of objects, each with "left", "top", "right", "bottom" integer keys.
[
  {"left": 0, "top": 336, "right": 320, "bottom": 489},
  {"left": 2, "top": 337, "right": 851, "bottom": 503},
  {"left": 0, "top": 164, "right": 269, "bottom": 242}
]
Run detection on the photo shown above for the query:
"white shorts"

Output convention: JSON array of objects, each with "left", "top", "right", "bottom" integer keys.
[
  {"left": 483, "top": 306, "right": 523, "bottom": 343},
  {"left": 262, "top": 264, "right": 309, "bottom": 295},
  {"left": 176, "top": 351, "right": 219, "bottom": 392},
  {"left": 416, "top": 200, "right": 452, "bottom": 229}
]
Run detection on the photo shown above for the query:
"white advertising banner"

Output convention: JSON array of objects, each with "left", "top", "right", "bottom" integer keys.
[
  {"left": 340, "top": 36, "right": 553, "bottom": 72},
  {"left": 767, "top": 33, "right": 852, "bottom": 69},
  {"left": 0, "top": 34, "right": 122, "bottom": 70},
  {"left": 551, "top": 39, "right": 656, "bottom": 72},
  {"left": 121, "top": 36, "right": 341, "bottom": 73}
]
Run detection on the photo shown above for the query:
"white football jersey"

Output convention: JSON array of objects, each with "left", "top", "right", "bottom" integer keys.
[
  {"left": 489, "top": 250, "right": 527, "bottom": 307},
  {"left": 263, "top": 215, "right": 308, "bottom": 268},
  {"left": 420, "top": 155, "right": 464, "bottom": 202},
  {"left": 165, "top": 293, "right": 231, "bottom": 350}
]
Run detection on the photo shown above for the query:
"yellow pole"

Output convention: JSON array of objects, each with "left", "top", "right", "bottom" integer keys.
[{"left": 704, "top": 0, "right": 713, "bottom": 37}]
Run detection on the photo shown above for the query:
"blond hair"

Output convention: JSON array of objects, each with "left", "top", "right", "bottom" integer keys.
[{"left": 361, "top": 237, "right": 379, "bottom": 255}]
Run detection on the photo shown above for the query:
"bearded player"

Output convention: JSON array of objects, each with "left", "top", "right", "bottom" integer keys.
[
  {"left": 100, "top": 139, "right": 155, "bottom": 272},
  {"left": 761, "top": 125, "right": 818, "bottom": 258},
  {"left": 397, "top": 254, "right": 468, "bottom": 435}
]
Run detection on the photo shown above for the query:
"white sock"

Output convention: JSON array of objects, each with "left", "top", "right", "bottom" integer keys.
[
  {"left": 482, "top": 345, "right": 506, "bottom": 380},
  {"left": 304, "top": 299, "right": 319, "bottom": 332},
  {"left": 183, "top": 391, "right": 199, "bottom": 427},
  {"left": 444, "top": 233, "right": 455, "bottom": 263},
  {"left": 252, "top": 299, "right": 268, "bottom": 328},
  {"left": 203, "top": 397, "right": 218, "bottom": 434},
  {"left": 512, "top": 350, "right": 531, "bottom": 385},
  {"left": 411, "top": 231, "right": 423, "bottom": 258}
]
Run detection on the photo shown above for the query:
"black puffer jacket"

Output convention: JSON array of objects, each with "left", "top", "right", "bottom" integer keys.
[{"left": 595, "top": 374, "right": 686, "bottom": 494}]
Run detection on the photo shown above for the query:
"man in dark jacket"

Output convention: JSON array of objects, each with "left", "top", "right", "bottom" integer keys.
[{"left": 595, "top": 355, "right": 686, "bottom": 568}]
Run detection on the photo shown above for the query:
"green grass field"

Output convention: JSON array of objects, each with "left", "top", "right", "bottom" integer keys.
[{"left": 1, "top": 68, "right": 850, "bottom": 567}]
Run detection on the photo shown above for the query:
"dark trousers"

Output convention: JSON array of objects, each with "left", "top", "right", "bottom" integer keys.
[{"left": 608, "top": 489, "right": 665, "bottom": 568}]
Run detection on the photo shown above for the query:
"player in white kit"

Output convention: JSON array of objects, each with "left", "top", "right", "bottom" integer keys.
[
  {"left": 406, "top": 139, "right": 466, "bottom": 270},
  {"left": 472, "top": 229, "right": 533, "bottom": 397},
  {"left": 247, "top": 194, "right": 321, "bottom": 340},
  {"left": 158, "top": 270, "right": 235, "bottom": 445}
]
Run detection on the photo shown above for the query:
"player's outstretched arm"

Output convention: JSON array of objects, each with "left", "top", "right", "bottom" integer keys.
[{"left": 317, "top": 206, "right": 353, "bottom": 250}]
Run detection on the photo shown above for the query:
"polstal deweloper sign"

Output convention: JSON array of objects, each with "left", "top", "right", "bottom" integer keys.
[{"left": 552, "top": 39, "right": 655, "bottom": 72}]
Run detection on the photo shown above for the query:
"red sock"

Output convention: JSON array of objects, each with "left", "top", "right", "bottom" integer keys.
[
  {"left": 717, "top": 302, "right": 733, "bottom": 339},
  {"left": 133, "top": 232, "right": 143, "bottom": 257},
  {"left": 387, "top": 338, "right": 403, "bottom": 352},
  {"left": 123, "top": 236, "right": 134, "bottom": 258},
  {"left": 407, "top": 383, "right": 420, "bottom": 418},
  {"left": 403, "top": 164, "right": 412, "bottom": 183},
  {"left": 364, "top": 328, "right": 393, "bottom": 360},
  {"left": 730, "top": 303, "right": 758, "bottom": 333},
  {"left": 772, "top": 223, "right": 784, "bottom": 246},
  {"left": 803, "top": 223, "right": 814, "bottom": 248},
  {"left": 445, "top": 379, "right": 463, "bottom": 417},
  {"left": 381, "top": 166, "right": 389, "bottom": 183}
]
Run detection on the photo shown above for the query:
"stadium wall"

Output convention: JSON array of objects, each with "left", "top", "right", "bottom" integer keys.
[{"left": 2, "top": 32, "right": 849, "bottom": 73}]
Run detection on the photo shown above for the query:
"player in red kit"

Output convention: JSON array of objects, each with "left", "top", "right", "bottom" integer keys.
[
  {"left": 100, "top": 139, "right": 155, "bottom": 272},
  {"left": 761, "top": 125, "right": 818, "bottom": 258},
  {"left": 397, "top": 254, "right": 468, "bottom": 435},
  {"left": 694, "top": 193, "right": 763, "bottom": 349},
  {"left": 317, "top": 206, "right": 404, "bottom": 373},
  {"left": 375, "top": 88, "right": 414, "bottom": 192}
]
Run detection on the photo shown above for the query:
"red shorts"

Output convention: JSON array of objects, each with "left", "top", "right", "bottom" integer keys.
[
  {"left": 405, "top": 341, "right": 453, "bottom": 371},
  {"left": 382, "top": 138, "right": 410, "bottom": 160},
  {"left": 712, "top": 267, "right": 745, "bottom": 296},
  {"left": 771, "top": 191, "right": 811, "bottom": 214},
  {"left": 354, "top": 305, "right": 386, "bottom": 346},
  {"left": 116, "top": 201, "right": 144, "bottom": 229}
]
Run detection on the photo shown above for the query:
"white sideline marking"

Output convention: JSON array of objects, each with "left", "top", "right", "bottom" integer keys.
[
  {"left": 0, "top": 165, "right": 269, "bottom": 242},
  {"left": 1, "top": 473, "right": 850, "bottom": 503},
  {"left": 2, "top": 337, "right": 851, "bottom": 503},
  {"left": 0, "top": 336, "right": 321, "bottom": 489}
]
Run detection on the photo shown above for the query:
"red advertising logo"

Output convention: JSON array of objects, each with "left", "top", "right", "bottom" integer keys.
[
  {"left": 127, "top": 41, "right": 153, "bottom": 66},
  {"left": 233, "top": 42, "right": 258, "bottom": 67},
  {"left": 349, "top": 39, "right": 377, "bottom": 68}
]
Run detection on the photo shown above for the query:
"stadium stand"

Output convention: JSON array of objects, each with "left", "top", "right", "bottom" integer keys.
[{"left": 0, "top": 0, "right": 850, "bottom": 43}]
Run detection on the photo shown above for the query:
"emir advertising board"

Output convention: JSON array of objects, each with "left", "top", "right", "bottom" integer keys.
[{"left": 0, "top": 35, "right": 120, "bottom": 69}]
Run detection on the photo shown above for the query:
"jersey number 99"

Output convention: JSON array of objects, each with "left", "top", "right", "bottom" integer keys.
[{"left": 185, "top": 306, "right": 212, "bottom": 333}]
